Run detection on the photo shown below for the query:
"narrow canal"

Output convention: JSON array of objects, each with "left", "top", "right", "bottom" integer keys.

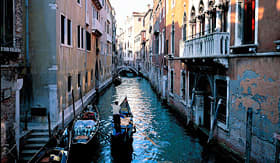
[{"left": 69, "top": 77, "right": 237, "bottom": 162}]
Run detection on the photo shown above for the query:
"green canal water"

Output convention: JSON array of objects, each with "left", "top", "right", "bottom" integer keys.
[{"left": 69, "top": 77, "right": 237, "bottom": 162}]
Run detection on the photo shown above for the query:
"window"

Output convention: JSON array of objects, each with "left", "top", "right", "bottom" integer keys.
[
  {"left": 78, "top": 73, "right": 81, "bottom": 88},
  {"left": 181, "top": 71, "right": 186, "bottom": 100},
  {"left": 171, "top": 0, "right": 175, "bottom": 8},
  {"left": 190, "top": 7, "right": 196, "bottom": 38},
  {"left": 0, "top": 0, "right": 14, "bottom": 47},
  {"left": 171, "top": 21, "right": 175, "bottom": 54},
  {"left": 81, "top": 28, "right": 84, "bottom": 48},
  {"left": 61, "top": 15, "right": 65, "bottom": 44},
  {"left": 199, "top": 2, "right": 205, "bottom": 36},
  {"left": 91, "top": 69, "right": 93, "bottom": 82},
  {"left": 166, "top": 39, "right": 169, "bottom": 54},
  {"left": 188, "top": 72, "right": 195, "bottom": 101},
  {"left": 214, "top": 76, "right": 229, "bottom": 130},
  {"left": 85, "top": 71, "right": 88, "bottom": 85},
  {"left": 155, "top": 34, "right": 159, "bottom": 54},
  {"left": 68, "top": 76, "right": 72, "bottom": 92},
  {"left": 61, "top": 16, "right": 71, "bottom": 46},
  {"left": 86, "top": 31, "right": 91, "bottom": 51},
  {"left": 67, "top": 19, "right": 72, "bottom": 46},
  {"left": 162, "top": 30, "right": 165, "bottom": 54},
  {"left": 77, "top": 26, "right": 81, "bottom": 48},
  {"left": 243, "top": 0, "right": 255, "bottom": 44},
  {"left": 107, "top": 21, "right": 110, "bottom": 34},
  {"left": 159, "top": 33, "right": 161, "bottom": 54},
  {"left": 77, "top": 0, "right": 81, "bottom": 4},
  {"left": 182, "top": 12, "right": 187, "bottom": 41},
  {"left": 216, "top": 79, "right": 227, "bottom": 124},
  {"left": 170, "top": 70, "right": 174, "bottom": 94}
]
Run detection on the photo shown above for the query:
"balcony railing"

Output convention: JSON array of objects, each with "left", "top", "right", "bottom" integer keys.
[
  {"left": 92, "top": 19, "right": 103, "bottom": 36},
  {"left": 181, "top": 32, "right": 230, "bottom": 58}
]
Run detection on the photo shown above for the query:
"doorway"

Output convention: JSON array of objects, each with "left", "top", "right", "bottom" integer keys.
[{"left": 196, "top": 75, "right": 212, "bottom": 130}]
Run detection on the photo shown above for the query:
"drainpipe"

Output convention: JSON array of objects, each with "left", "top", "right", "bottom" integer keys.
[{"left": 25, "top": 0, "right": 29, "bottom": 66}]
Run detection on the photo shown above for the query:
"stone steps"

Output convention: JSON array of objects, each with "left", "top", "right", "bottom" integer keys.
[{"left": 20, "top": 129, "right": 49, "bottom": 162}]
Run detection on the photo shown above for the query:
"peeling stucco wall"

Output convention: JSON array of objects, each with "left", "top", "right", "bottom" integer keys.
[{"left": 228, "top": 56, "right": 280, "bottom": 161}]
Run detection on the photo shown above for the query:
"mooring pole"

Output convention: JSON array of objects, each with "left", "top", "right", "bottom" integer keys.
[
  {"left": 245, "top": 107, "right": 253, "bottom": 163},
  {"left": 24, "top": 111, "right": 28, "bottom": 130},
  {"left": 72, "top": 90, "right": 76, "bottom": 118},
  {"left": 48, "top": 112, "right": 51, "bottom": 138},
  {"left": 274, "top": 133, "right": 280, "bottom": 163},
  {"left": 80, "top": 88, "right": 84, "bottom": 109},
  {"left": 62, "top": 106, "right": 64, "bottom": 129}
]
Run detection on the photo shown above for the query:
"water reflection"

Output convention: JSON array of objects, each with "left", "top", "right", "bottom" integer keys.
[{"left": 69, "top": 77, "right": 237, "bottom": 162}]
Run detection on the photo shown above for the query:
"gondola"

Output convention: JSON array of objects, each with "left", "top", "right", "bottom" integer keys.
[
  {"left": 112, "top": 97, "right": 136, "bottom": 143},
  {"left": 71, "top": 105, "right": 100, "bottom": 145},
  {"left": 31, "top": 147, "right": 68, "bottom": 163},
  {"left": 29, "top": 128, "right": 70, "bottom": 163},
  {"left": 113, "top": 75, "right": 122, "bottom": 85}
]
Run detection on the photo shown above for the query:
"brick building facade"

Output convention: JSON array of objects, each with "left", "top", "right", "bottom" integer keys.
[
  {"left": 165, "top": 0, "right": 280, "bottom": 161},
  {"left": 1, "top": 0, "right": 24, "bottom": 161}
]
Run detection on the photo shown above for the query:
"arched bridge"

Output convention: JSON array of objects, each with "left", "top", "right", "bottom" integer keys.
[{"left": 117, "top": 65, "right": 139, "bottom": 75}]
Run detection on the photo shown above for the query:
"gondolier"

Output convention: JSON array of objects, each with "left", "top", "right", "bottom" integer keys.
[
  {"left": 112, "top": 101, "right": 121, "bottom": 133},
  {"left": 112, "top": 97, "right": 135, "bottom": 142}
]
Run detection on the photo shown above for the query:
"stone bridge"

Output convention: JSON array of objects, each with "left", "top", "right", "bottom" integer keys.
[{"left": 117, "top": 65, "right": 138, "bottom": 75}]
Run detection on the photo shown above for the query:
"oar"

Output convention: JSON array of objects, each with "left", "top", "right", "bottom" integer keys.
[{"left": 134, "top": 125, "right": 159, "bottom": 147}]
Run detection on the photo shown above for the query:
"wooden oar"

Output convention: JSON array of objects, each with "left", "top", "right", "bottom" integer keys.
[{"left": 134, "top": 125, "right": 159, "bottom": 147}]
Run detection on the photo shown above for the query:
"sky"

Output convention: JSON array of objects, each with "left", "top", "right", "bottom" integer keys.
[{"left": 110, "top": 0, "right": 152, "bottom": 33}]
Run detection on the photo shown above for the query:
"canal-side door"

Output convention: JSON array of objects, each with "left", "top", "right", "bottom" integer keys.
[{"left": 196, "top": 76, "right": 212, "bottom": 130}]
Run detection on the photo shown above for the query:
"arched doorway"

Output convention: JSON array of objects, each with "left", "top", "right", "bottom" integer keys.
[{"left": 196, "top": 75, "right": 213, "bottom": 131}]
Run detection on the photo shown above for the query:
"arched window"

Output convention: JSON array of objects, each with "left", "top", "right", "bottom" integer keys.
[
  {"left": 199, "top": 0, "right": 205, "bottom": 36},
  {"left": 221, "top": 0, "right": 229, "bottom": 32},
  {"left": 171, "top": 20, "right": 175, "bottom": 54},
  {"left": 209, "top": 0, "right": 216, "bottom": 33},
  {"left": 190, "top": 6, "right": 196, "bottom": 38},
  {"left": 182, "top": 12, "right": 187, "bottom": 41}
]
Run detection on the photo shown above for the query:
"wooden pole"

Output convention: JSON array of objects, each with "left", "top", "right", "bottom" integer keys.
[
  {"left": 72, "top": 90, "right": 76, "bottom": 118},
  {"left": 245, "top": 107, "right": 253, "bottom": 163},
  {"left": 24, "top": 111, "right": 28, "bottom": 130},
  {"left": 48, "top": 112, "right": 51, "bottom": 138},
  {"left": 80, "top": 88, "right": 84, "bottom": 109},
  {"left": 62, "top": 106, "right": 64, "bottom": 129},
  {"left": 274, "top": 133, "right": 280, "bottom": 163},
  {"left": 275, "top": 139, "right": 280, "bottom": 163}
]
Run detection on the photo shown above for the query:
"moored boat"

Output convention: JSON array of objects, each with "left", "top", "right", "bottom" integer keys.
[
  {"left": 71, "top": 105, "right": 100, "bottom": 145},
  {"left": 113, "top": 76, "right": 122, "bottom": 85},
  {"left": 29, "top": 128, "right": 70, "bottom": 163},
  {"left": 112, "top": 97, "right": 136, "bottom": 142},
  {"left": 33, "top": 147, "right": 68, "bottom": 163}
]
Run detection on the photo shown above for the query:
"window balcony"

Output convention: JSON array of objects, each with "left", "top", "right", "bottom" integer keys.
[
  {"left": 92, "top": 19, "right": 103, "bottom": 36},
  {"left": 181, "top": 32, "right": 230, "bottom": 58}
]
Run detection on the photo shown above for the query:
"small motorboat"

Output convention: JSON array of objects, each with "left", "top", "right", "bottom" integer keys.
[
  {"left": 71, "top": 105, "right": 100, "bottom": 145},
  {"left": 112, "top": 97, "right": 136, "bottom": 143}
]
